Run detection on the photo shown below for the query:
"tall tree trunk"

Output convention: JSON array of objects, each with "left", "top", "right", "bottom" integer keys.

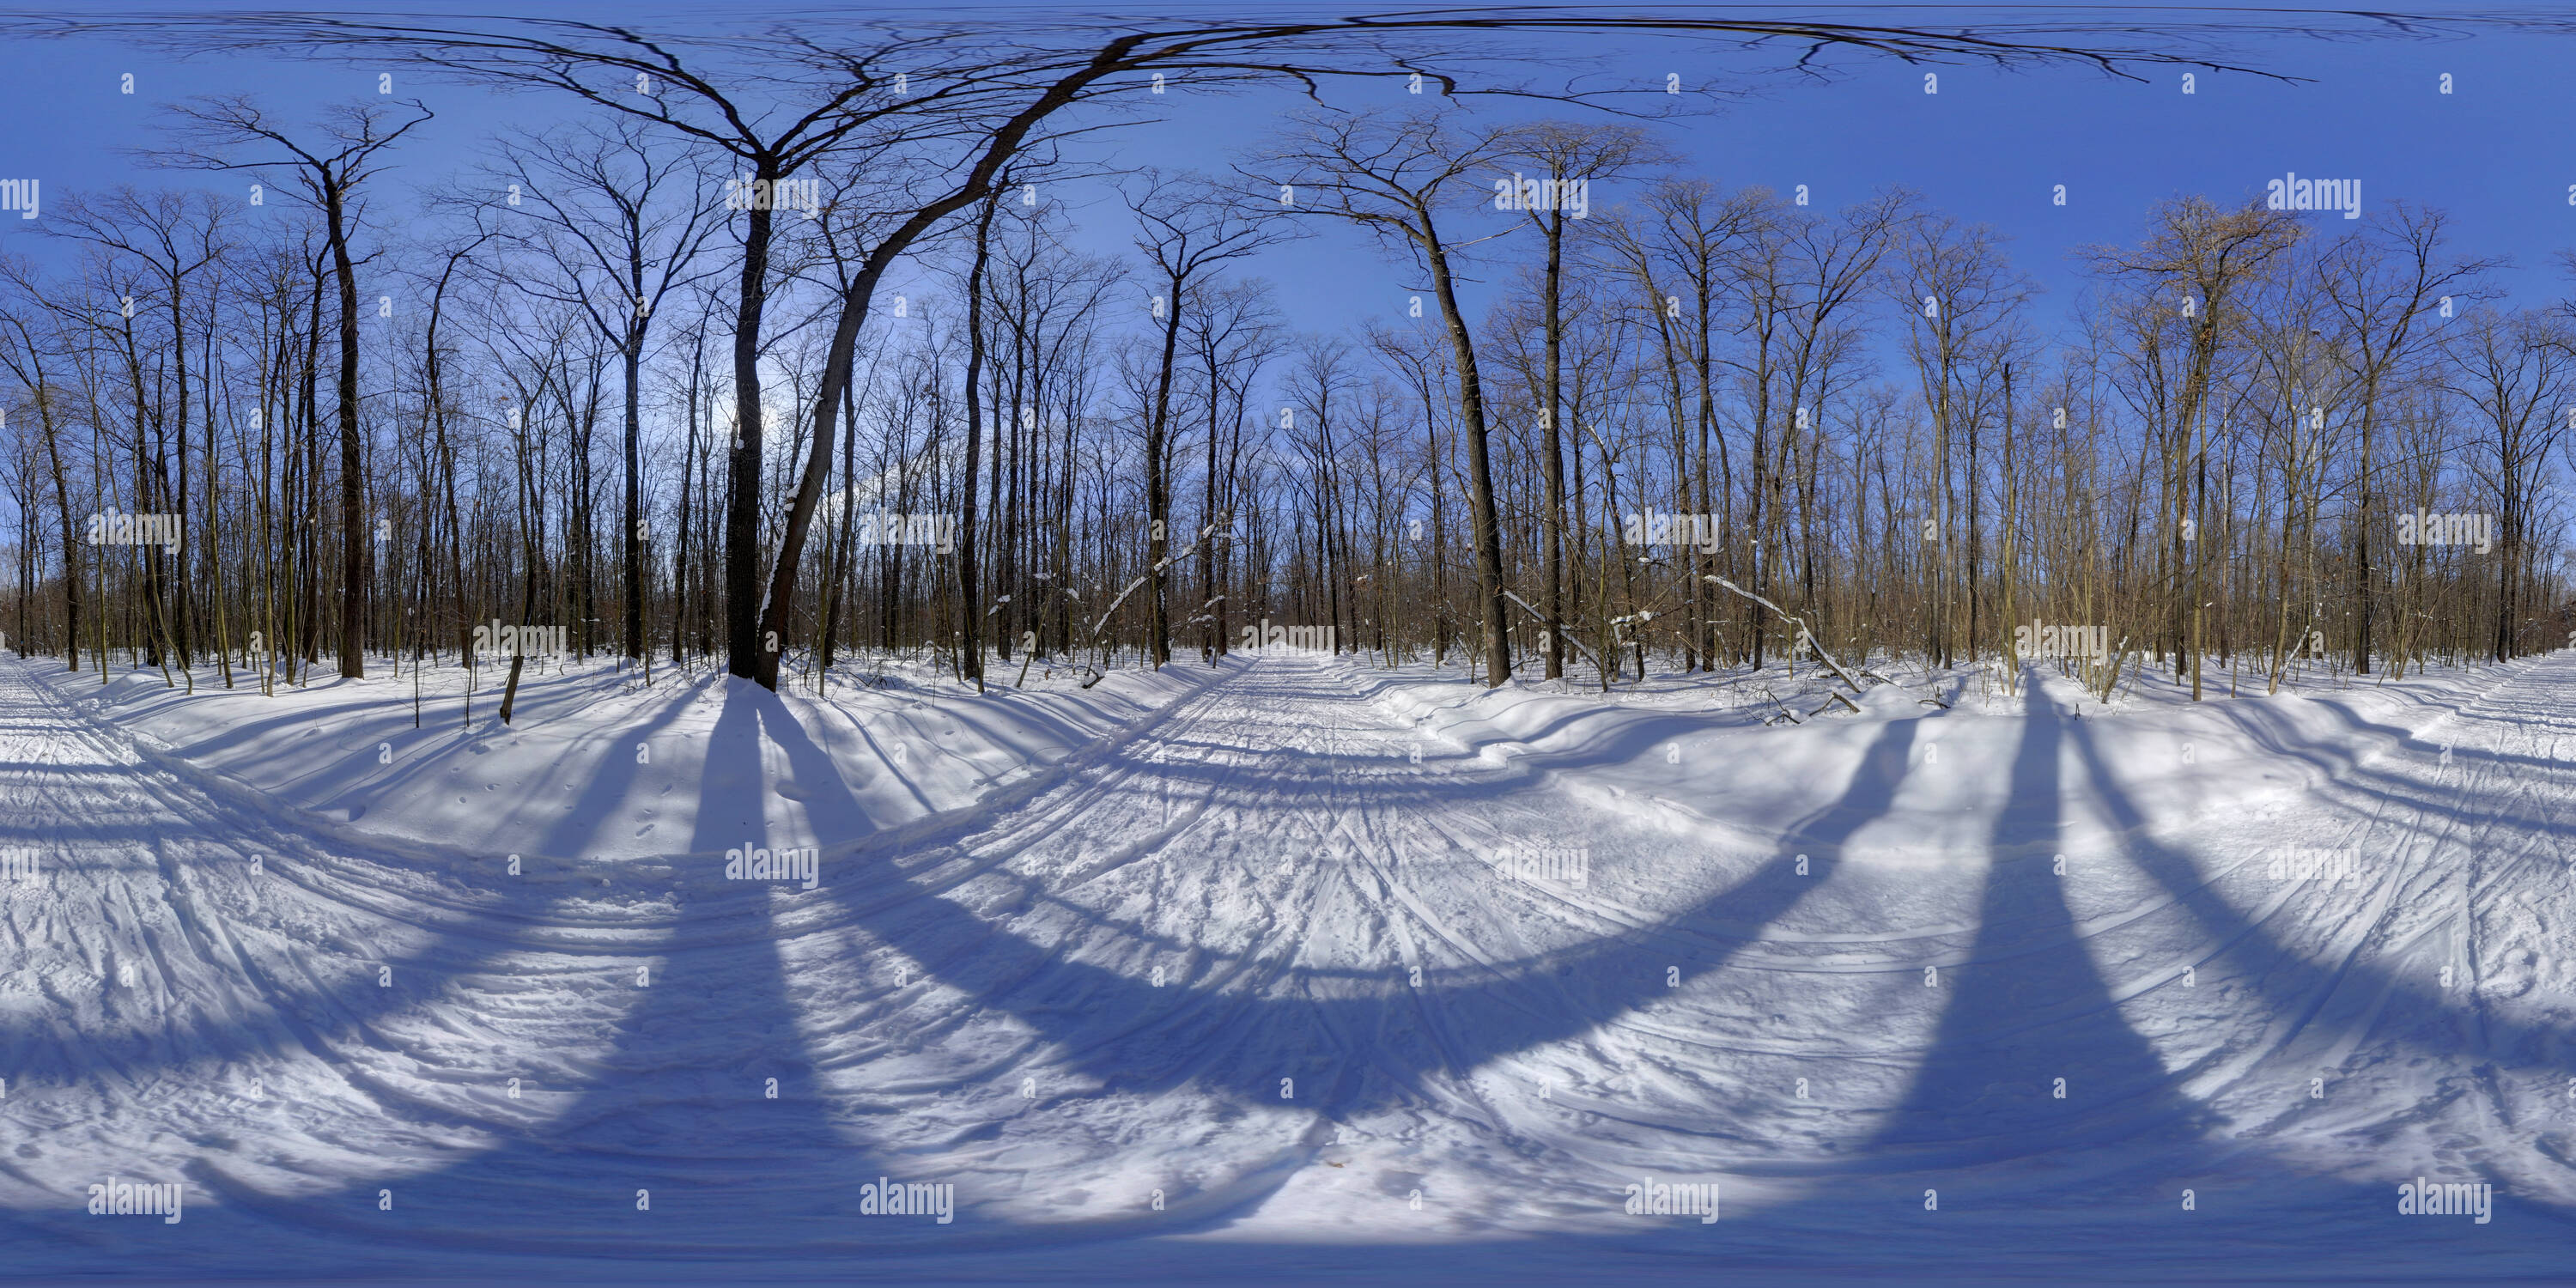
[
  {"left": 725, "top": 161, "right": 779, "bottom": 680},
  {"left": 956, "top": 194, "right": 999, "bottom": 690},
  {"left": 1145, "top": 269, "right": 1182, "bottom": 669},
  {"left": 1421, "top": 231, "right": 1510, "bottom": 687},
  {"left": 622, "top": 323, "right": 644, "bottom": 661},
  {"left": 329, "top": 185, "right": 366, "bottom": 678},
  {"left": 1540, "top": 204, "right": 1565, "bottom": 680}
]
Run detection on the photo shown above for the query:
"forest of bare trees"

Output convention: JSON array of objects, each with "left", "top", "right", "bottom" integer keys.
[{"left": 3, "top": 14, "right": 2566, "bottom": 721}]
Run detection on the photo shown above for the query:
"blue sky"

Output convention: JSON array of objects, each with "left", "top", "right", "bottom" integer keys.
[{"left": 2, "top": 6, "right": 2573, "bottom": 375}]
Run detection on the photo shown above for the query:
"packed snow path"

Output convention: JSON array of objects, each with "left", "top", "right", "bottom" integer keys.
[{"left": 1, "top": 651, "right": 2570, "bottom": 1282}]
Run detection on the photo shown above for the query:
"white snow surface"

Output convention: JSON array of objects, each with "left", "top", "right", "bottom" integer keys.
[{"left": 2, "top": 648, "right": 2572, "bottom": 1285}]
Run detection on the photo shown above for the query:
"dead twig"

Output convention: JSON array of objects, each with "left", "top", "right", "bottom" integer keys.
[{"left": 1703, "top": 575, "right": 1868, "bottom": 695}]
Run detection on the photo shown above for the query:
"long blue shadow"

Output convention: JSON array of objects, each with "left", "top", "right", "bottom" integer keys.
[
  {"left": 15, "top": 663, "right": 2569, "bottom": 1280},
  {"left": 1865, "top": 691, "right": 2209, "bottom": 1164},
  {"left": 811, "top": 716, "right": 1924, "bottom": 1126}
]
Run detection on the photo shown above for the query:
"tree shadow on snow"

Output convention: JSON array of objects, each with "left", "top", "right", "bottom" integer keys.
[{"left": 8, "top": 664, "right": 2572, "bottom": 1280}]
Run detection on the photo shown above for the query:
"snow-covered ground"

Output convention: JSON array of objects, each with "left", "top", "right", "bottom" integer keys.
[{"left": 2, "top": 646, "right": 2571, "bottom": 1285}]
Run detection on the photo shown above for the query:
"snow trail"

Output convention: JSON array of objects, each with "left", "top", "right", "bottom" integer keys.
[{"left": 3, "top": 650, "right": 2571, "bottom": 1280}]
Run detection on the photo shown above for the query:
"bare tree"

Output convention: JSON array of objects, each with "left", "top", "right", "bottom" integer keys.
[
  {"left": 145, "top": 96, "right": 434, "bottom": 678},
  {"left": 1125, "top": 170, "right": 1287, "bottom": 668},
  {"left": 1506, "top": 121, "right": 1663, "bottom": 679},
  {"left": 1255, "top": 108, "right": 1524, "bottom": 686},
  {"left": 481, "top": 118, "right": 726, "bottom": 664},
  {"left": 2086, "top": 197, "right": 2300, "bottom": 699}
]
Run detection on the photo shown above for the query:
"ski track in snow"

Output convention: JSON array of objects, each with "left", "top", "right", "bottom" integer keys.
[{"left": 1, "top": 651, "right": 2572, "bottom": 1283}]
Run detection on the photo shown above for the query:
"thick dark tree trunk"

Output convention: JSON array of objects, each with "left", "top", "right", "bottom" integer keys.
[
  {"left": 1421, "top": 231, "right": 1510, "bottom": 688},
  {"left": 623, "top": 331, "right": 644, "bottom": 661},
  {"left": 328, "top": 187, "right": 366, "bottom": 678},
  {"left": 725, "top": 167, "right": 777, "bottom": 681},
  {"left": 956, "top": 196, "right": 998, "bottom": 691}
]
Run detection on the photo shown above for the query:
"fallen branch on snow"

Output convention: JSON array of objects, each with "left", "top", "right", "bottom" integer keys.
[{"left": 1702, "top": 575, "right": 1869, "bottom": 696}]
